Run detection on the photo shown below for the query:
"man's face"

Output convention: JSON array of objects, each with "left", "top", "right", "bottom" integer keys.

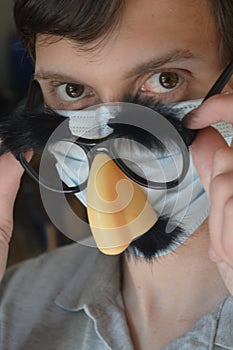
[
  {"left": 35, "top": 0, "right": 222, "bottom": 109},
  {"left": 34, "top": 0, "right": 223, "bottom": 258}
]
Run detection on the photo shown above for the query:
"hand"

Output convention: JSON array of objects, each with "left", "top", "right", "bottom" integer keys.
[
  {"left": 0, "top": 152, "right": 24, "bottom": 282},
  {"left": 184, "top": 94, "right": 233, "bottom": 292}
]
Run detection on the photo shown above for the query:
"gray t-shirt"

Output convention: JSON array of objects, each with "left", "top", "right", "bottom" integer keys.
[{"left": 0, "top": 243, "right": 232, "bottom": 350}]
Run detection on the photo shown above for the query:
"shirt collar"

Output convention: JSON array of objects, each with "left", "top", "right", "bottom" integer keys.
[
  {"left": 213, "top": 297, "right": 233, "bottom": 349},
  {"left": 53, "top": 245, "right": 233, "bottom": 349},
  {"left": 54, "top": 249, "right": 121, "bottom": 311},
  {"left": 54, "top": 248, "right": 134, "bottom": 350},
  {"left": 163, "top": 297, "right": 233, "bottom": 350}
]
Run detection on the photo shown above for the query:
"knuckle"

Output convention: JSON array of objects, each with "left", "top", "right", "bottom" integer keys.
[
  {"left": 214, "top": 147, "right": 233, "bottom": 165},
  {"left": 201, "top": 94, "right": 223, "bottom": 112},
  {"left": 210, "top": 172, "right": 233, "bottom": 196},
  {"left": 214, "top": 147, "right": 229, "bottom": 161},
  {"left": 0, "top": 220, "right": 13, "bottom": 245},
  {"left": 225, "top": 196, "right": 233, "bottom": 217},
  {"left": 210, "top": 173, "right": 229, "bottom": 193}
]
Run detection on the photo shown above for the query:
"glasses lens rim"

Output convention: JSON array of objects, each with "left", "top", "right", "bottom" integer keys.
[
  {"left": 110, "top": 137, "right": 190, "bottom": 190},
  {"left": 23, "top": 80, "right": 190, "bottom": 191},
  {"left": 19, "top": 152, "right": 88, "bottom": 194}
]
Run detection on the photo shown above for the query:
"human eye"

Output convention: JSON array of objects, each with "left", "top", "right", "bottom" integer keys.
[
  {"left": 56, "top": 83, "right": 94, "bottom": 101},
  {"left": 41, "top": 81, "right": 98, "bottom": 110},
  {"left": 139, "top": 71, "right": 187, "bottom": 102}
]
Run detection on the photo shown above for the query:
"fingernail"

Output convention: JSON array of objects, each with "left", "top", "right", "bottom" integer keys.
[{"left": 182, "top": 111, "right": 197, "bottom": 128}]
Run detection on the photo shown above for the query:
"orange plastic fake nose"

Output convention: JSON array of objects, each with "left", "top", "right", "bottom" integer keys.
[{"left": 87, "top": 153, "right": 158, "bottom": 255}]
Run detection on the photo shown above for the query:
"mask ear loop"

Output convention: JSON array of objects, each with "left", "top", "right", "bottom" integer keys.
[{"left": 203, "top": 60, "right": 233, "bottom": 101}]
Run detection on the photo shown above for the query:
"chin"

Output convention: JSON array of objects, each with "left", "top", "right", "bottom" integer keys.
[{"left": 125, "top": 217, "right": 184, "bottom": 261}]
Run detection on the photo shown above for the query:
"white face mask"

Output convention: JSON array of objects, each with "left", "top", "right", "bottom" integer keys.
[{"left": 50, "top": 100, "right": 233, "bottom": 257}]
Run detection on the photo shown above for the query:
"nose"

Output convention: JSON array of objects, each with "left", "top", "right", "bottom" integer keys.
[
  {"left": 86, "top": 153, "right": 158, "bottom": 255},
  {"left": 84, "top": 67, "right": 134, "bottom": 104},
  {"left": 96, "top": 85, "right": 132, "bottom": 104}
]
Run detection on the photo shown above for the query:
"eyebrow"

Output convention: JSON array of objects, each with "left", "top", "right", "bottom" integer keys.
[
  {"left": 34, "top": 71, "right": 83, "bottom": 84},
  {"left": 34, "top": 49, "right": 198, "bottom": 83},
  {"left": 125, "top": 49, "right": 198, "bottom": 78}
]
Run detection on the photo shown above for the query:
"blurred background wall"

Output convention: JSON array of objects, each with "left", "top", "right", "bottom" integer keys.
[
  {"left": 0, "top": 0, "right": 33, "bottom": 113},
  {"left": 0, "top": 0, "right": 15, "bottom": 93},
  {"left": 0, "top": 1, "right": 73, "bottom": 266}
]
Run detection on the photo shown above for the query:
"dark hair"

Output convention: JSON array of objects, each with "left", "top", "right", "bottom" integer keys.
[
  {"left": 14, "top": 0, "right": 233, "bottom": 62},
  {"left": 210, "top": 0, "right": 233, "bottom": 63},
  {"left": 14, "top": 0, "right": 124, "bottom": 58}
]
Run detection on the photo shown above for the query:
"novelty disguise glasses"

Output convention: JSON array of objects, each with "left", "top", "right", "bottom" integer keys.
[
  {"left": 4, "top": 60, "right": 233, "bottom": 193},
  {"left": 17, "top": 84, "right": 194, "bottom": 193}
]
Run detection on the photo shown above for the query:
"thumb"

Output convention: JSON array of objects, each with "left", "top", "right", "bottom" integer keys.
[
  {"left": 190, "top": 126, "right": 228, "bottom": 198},
  {"left": 0, "top": 153, "right": 25, "bottom": 281}
]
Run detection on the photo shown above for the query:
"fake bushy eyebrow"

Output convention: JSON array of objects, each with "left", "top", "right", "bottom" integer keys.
[
  {"left": 0, "top": 107, "right": 68, "bottom": 156},
  {"left": 0, "top": 89, "right": 196, "bottom": 158},
  {"left": 122, "top": 92, "right": 197, "bottom": 147}
]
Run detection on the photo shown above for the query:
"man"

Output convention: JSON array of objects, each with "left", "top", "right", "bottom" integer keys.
[{"left": 1, "top": 0, "right": 233, "bottom": 349}]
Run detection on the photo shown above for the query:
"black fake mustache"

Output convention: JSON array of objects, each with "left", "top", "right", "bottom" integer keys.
[
  {"left": 126, "top": 217, "right": 184, "bottom": 261},
  {"left": 0, "top": 95, "right": 196, "bottom": 157}
]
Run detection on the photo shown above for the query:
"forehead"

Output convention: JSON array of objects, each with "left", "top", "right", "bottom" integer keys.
[
  {"left": 120, "top": 0, "right": 214, "bottom": 47},
  {"left": 35, "top": 0, "right": 220, "bottom": 80}
]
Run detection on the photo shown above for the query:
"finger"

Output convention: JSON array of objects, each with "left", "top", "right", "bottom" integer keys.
[
  {"left": 183, "top": 94, "right": 233, "bottom": 129},
  {"left": 191, "top": 128, "right": 230, "bottom": 265},
  {"left": 221, "top": 196, "right": 233, "bottom": 267},
  {"left": 209, "top": 147, "right": 233, "bottom": 265},
  {"left": 0, "top": 152, "right": 27, "bottom": 280},
  {"left": 0, "top": 153, "right": 24, "bottom": 244},
  {"left": 191, "top": 126, "right": 228, "bottom": 197},
  {"left": 209, "top": 172, "right": 233, "bottom": 265}
]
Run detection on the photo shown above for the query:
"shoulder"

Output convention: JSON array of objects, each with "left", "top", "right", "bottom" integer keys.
[{"left": 0, "top": 243, "right": 99, "bottom": 301}]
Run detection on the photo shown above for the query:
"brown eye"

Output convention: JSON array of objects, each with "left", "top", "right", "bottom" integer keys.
[
  {"left": 141, "top": 71, "right": 183, "bottom": 97},
  {"left": 159, "top": 72, "right": 179, "bottom": 89},
  {"left": 65, "top": 83, "right": 85, "bottom": 98},
  {"left": 56, "top": 83, "right": 95, "bottom": 105}
]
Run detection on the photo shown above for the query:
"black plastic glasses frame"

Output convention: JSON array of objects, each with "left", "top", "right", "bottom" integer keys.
[
  {"left": 19, "top": 119, "right": 190, "bottom": 193},
  {"left": 18, "top": 59, "right": 233, "bottom": 193}
]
